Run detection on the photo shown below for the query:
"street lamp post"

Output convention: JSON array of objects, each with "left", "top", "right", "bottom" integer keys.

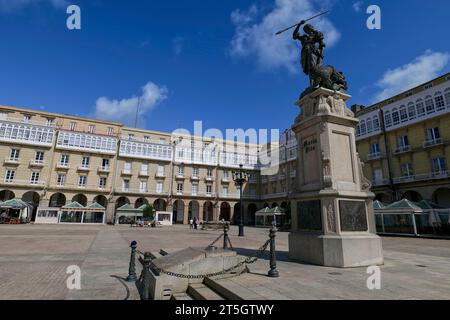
[{"left": 232, "top": 164, "right": 248, "bottom": 237}]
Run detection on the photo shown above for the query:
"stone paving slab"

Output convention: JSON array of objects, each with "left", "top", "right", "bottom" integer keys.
[{"left": 1, "top": 224, "right": 450, "bottom": 300}]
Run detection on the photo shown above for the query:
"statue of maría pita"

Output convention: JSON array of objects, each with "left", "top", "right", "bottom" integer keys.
[{"left": 288, "top": 18, "right": 348, "bottom": 99}]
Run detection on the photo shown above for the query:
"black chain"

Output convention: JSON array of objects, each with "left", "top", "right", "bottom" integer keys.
[{"left": 146, "top": 238, "right": 271, "bottom": 279}]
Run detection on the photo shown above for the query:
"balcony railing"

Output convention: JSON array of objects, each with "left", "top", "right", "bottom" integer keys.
[
  {"left": 155, "top": 172, "right": 166, "bottom": 178},
  {"left": 367, "top": 152, "right": 382, "bottom": 161},
  {"left": 423, "top": 138, "right": 443, "bottom": 148},
  {"left": 56, "top": 163, "right": 70, "bottom": 169},
  {"left": 3, "top": 179, "right": 46, "bottom": 187},
  {"left": 30, "top": 160, "right": 45, "bottom": 167},
  {"left": 119, "top": 140, "right": 172, "bottom": 161},
  {"left": 393, "top": 176, "right": 415, "bottom": 184},
  {"left": 4, "top": 158, "right": 20, "bottom": 165},
  {"left": 371, "top": 179, "right": 390, "bottom": 187},
  {"left": 205, "top": 176, "right": 215, "bottom": 182},
  {"left": 393, "top": 145, "right": 412, "bottom": 155},
  {"left": 121, "top": 169, "right": 132, "bottom": 175},
  {"left": 77, "top": 165, "right": 90, "bottom": 171},
  {"left": 98, "top": 166, "right": 110, "bottom": 173},
  {"left": 139, "top": 171, "right": 150, "bottom": 177}
]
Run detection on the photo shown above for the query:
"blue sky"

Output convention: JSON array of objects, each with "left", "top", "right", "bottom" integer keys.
[{"left": 1, "top": 0, "right": 449, "bottom": 138}]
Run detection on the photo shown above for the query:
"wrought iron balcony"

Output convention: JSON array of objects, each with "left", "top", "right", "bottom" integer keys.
[
  {"left": 423, "top": 138, "right": 443, "bottom": 148},
  {"left": 393, "top": 145, "right": 412, "bottom": 155}
]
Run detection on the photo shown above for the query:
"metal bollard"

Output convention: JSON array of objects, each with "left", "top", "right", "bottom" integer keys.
[
  {"left": 223, "top": 224, "right": 229, "bottom": 250},
  {"left": 127, "top": 240, "right": 138, "bottom": 282},
  {"left": 268, "top": 227, "right": 279, "bottom": 278},
  {"left": 141, "top": 252, "right": 152, "bottom": 300}
]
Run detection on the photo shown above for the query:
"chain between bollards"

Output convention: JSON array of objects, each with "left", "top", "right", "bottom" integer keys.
[
  {"left": 268, "top": 227, "right": 279, "bottom": 278},
  {"left": 127, "top": 240, "right": 138, "bottom": 282}
]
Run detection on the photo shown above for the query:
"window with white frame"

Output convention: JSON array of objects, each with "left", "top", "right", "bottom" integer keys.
[
  {"left": 88, "top": 125, "right": 96, "bottom": 134},
  {"left": 399, "top": 106, "right": 408, "bottom": 122},
  {"left": 99, "top": 177, "right": 107, "bottom": 189},
  {"left": 398, "top": 135, "right": 410, "bottom": 148},
  {"left": 157, "top": 165, "right": 165, "bottom": 176},
  {"left": 156, "top": 182, "right": 163, "bottom": 194},
  {"left": 57, "top": 132, "right": 117, "bottom": 153},
  {"left": 392, "top": 108, "right": 400, "bottom": 125},
  {"left": 23, "top": 115, "right": 31, "bottom": 123},
  {"left": 5, "top": 170, "right": 15, "bottom": 182},
  {"left": 124, "top": 162, "right": 132, "bottom": 173},
  {"left": 141, "top": 163, "right": 149, "bottom": 174},
  {"left": 139, "top": 181, "right": 148, "bottom": 193},
  {"left": 102, "top": 158, "right": 110, "bottom": 170},
  {"left": 144, "top": 136, "right": 150, "bottom": 142},
  {"left": 223, "top": 186, "right": 228, "bottom": 197},
  {"left": 10, "top": 148, "right": 20, "bottom": 161},
  {"left": 384, "top": 111, "right": 392, "bottom": 127},
  {"left": 57, "top": 174, "right": 66, "bottom": 186},
  {"left": 360, "top": 120, "right": 366, "bottom": 135},
  {"left": 81, "top": 156, "right": 90, "bottom": 168},
  {"left": 107, "top": 127, "right": 114, "bottom": 136},
  {"left": 176, "top": 183, "right": 183, "bottom": 194},
  {"left": 70, "top": 122, "right": 77, "bottom": 131},
  {"left": 401, "top": 163, "right": 414, "bottom": 177},
  {"left": 193, "top": 167, "right": 199, "bottom": 177},
  {"left": 373, "top": 116, "right": 380, "bottom": 130},
  {"left": 372, "top": 168, "right": 383, "bottom": 183},
  {"left": 35, "top": 151, "right": 44, "bottom": 163},
  {"left": 445, "top": 89, "right": 450, "bottom": 107},
  {"left": 192, "top": 183, "right": 198, "bottom": 196},
  {"left": 435, "top": 92, "right": 445, "bottom": 111},
  {"left": 206, "top": 185, "right": 212, "bottom": 195},
  {"left": 178, "top": 166, "right": 184, "bottom": 177},
  {"left": 207, "top": 168, "right": 213, "bottom": 178},
  {"left": 425, "top": 96, "right": 435, "bottom": 114},
  {"left": 370, "top": 143, "right": 380, "bottom": 155},
  {"left": 236, "top": 186, "right": 241, "bottom": 196},
  {"left": 78, "top": 175, "right": 87, "bottom": 187},
  {"left": 30, "top": 172, "right": 40, "bottom": 184},
  {"left": 366, "top": 119, "right": 373, "bottom": 133},
  {"left": 432, "top": 157, "right": 447, "bottom": 173},
  {"left": 46, "top": 118, "right": 55, "bottom": 126},
  {"left": 122, "top": 179, "right": 130, "bottom": 191},
  {"left": 60, "top": 154, "right": 69, "bottom": 166},
  {"left": 416, "top": 99, "right": 425, "bottom": 116},
  {"left": 408, "top": 103, "right": 416, "bottom": 120},
  {"left": 223, "top": 170, "right": 229, "bottom": 180},
  {"left": 426, "top": 127, "right": 441, "bottom": 142}
]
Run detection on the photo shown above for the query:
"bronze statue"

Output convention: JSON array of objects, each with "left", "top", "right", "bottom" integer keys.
[{"left": 291, "top": 21, "right": 348, "bottom": 99}]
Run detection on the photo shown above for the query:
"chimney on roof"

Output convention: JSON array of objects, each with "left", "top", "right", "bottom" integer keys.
[{"left": 351, "top": 104, "right": 365, "bottom": 114}]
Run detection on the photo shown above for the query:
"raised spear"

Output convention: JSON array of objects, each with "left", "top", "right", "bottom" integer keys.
[{"left": 274, "top": 10, "right": 329, "bottom": 35}]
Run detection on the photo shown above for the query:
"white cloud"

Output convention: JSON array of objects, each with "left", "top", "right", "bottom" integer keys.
[
  {"left": 0, "top": 0, "right": 68, "bottom": 12},
  {"left": 172, "top": 37, "right": 185, "bottom": 56},
  {"left": 229, "top": 0, "right": 340, "bottom": 73},
  {"left": 372, "top": 50, "right": 450, "bottom": 102},
  {"left": 352, "top": 1, "right": 363, "bottom": 13},
  {"left": 94, "top": 82, "right": 168, "bottom": 126}
]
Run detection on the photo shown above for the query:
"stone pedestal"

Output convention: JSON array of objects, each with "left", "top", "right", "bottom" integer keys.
[{"left": 288, "top": 88, "right": 383, "bottom": 268}]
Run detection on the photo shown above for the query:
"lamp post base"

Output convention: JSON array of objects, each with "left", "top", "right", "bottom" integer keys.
[{"left": 238, "top": 224, "right": 245, "bottom": 237}]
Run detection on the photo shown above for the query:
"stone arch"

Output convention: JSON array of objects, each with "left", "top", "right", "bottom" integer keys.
[
  {"left": 188, "top": 200, "right": 199, "bottom": 222},
  {"left": 49, "top": 193, "right": 66, "bottom": 207},
  {"left": 233, "top": 203, "right": 241, "bottom": 224},
  {"left": 22, "top": 191, "right": 41, "bottom": 222},
  {"left": 93, "top": 195, "right": 108, "bottom": 208},
  {"left": 116, "top": 197, "right": 130, "bottom": 209},
  {"left": 0, "top": 190, "right": 15, "bottom": 202},
  {"left": 135, "top": 198, "right": 149, "bottom": 209},
  {"left": 375, "top": 193, "right": 392, "bottom": 204},
  {"left": 220, "top": 202, "right": 231, "bottom": 221},
  {"left": 203, "top": 201, "right": 214, "bottom": 222},
  {"left": 247, "top": 203, "right": 258, "bottom": 225},
  {"left": 432, "top": 188, "right": 450, "bottom": 208},
  {"left": 173, "top": 200, "right": 185, "bottom": 224},
  {"left": 72, "top": 194, "right": 88, "bottom": 206},
  {"left": 401, "top": 190, "right": 423, "bottom": 202},
  {"left": 153, "top": 199, "right": 167, "bottom": 211}
]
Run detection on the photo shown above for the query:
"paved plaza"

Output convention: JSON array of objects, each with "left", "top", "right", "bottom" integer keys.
[{"left": 0, "top": 224, "right": 450, "bottom": 300}]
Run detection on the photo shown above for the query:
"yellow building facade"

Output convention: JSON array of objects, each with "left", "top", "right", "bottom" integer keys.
[{"left": 353, "top": 73, "right": 450, "bottom": 207}]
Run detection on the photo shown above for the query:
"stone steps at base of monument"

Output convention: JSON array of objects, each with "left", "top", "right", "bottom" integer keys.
[
  {"left": 172, "top": 293, "right": 194, "bottom": 301},
  {"left": 187, "top": 283, "right": 226, "bottom": 300}
]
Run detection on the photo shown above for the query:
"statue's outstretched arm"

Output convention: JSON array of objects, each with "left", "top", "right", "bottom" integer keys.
[{"left": 292, "top": 23, "right": 301, "bottom": 40}]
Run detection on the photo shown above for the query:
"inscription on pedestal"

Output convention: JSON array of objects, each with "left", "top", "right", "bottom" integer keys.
[
  {"left": 339, "top": 200, "right": 368, "bottom": 232},
  {"left": 297, "top": 200, "right": 322, "bottom": 231}
]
